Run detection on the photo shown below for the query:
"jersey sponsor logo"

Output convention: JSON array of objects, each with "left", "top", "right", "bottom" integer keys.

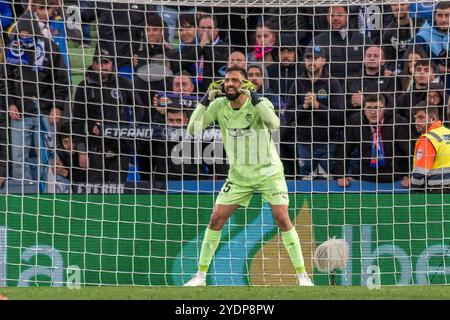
[
  {"left": 228, "top": 127, "right": 251, "bottom": 138},
  {"left": 417, "top": 148, "right": 423, "bottom": 160},
  {"left": 271, "top": 191, "right": 288, "bottom": 199}
]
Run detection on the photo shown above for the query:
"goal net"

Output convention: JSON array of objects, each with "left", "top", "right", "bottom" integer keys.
[{"left": 1, "top": 0, "right": 450, "bottom": 287}]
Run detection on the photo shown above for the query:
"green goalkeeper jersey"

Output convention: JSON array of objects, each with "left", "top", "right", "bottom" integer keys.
[{"left": 187, "top": 96, "right": 284, "bottom": 186}]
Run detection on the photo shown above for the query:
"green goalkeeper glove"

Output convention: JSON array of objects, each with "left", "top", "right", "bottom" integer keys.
[
  {"left": 239, "top": 80, "right": 263, "bottom": 106},
  {"left": 200, "top": 80, "right": 225, "bottom": 107}
]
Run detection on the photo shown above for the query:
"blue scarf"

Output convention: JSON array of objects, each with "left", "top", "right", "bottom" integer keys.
[
  {"left": 369, "top": 124, "right": 385, "bottom": 168},
  {"left": 6, "top": 37, "right": 46, "bottom": 72},
  {"left": 193, "top": 37, "right": 221, "bottom": 88},
  {"left": 157, "top": 92, "right": 198, "bottom": 109}
]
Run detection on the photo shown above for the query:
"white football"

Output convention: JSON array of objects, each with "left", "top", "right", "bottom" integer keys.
[{"left": 314, "top": 237, "right": 349, "bottom": 273}]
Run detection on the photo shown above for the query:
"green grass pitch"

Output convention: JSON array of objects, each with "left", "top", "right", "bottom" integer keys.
[{"left": 1, "top": 286, "right": 450, "bottom": 300}]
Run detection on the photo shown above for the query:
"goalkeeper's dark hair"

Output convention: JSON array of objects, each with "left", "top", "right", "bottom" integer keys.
[
  {"left": 363, "top": 93, "right": 386, "bottom": 108},
  {"left": 225, "top": 66, "right": 248, "bottom": 79},
  {"left": 413, "top": 101, "right": 442, "bottom": 120}
]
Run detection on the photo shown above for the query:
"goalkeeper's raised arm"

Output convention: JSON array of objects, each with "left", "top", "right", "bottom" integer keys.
[
  {"left": 187, "top": 80, "right": 225, "bottom": 135},
  {"left": 239, "top": 78, "right": 280, "bottom": 129}
]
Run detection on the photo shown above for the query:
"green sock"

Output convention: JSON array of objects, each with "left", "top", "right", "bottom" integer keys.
[
  {"left": 198, "top": 227, "right": 222, "bottom": 273},
  {"left": 282, "top": 227, "right": 306, "bottom": 274}
]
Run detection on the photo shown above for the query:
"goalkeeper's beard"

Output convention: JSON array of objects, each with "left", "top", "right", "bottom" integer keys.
[{"left": 225, "top": 91, "right": 242, "bottom": 101}]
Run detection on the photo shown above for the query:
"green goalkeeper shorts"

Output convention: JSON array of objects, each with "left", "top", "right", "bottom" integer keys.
[{"left": 215, "top": 176, "right": 289, "bottom": 207}]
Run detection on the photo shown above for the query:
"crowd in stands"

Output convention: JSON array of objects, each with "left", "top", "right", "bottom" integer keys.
[{"left": 0, "top": 0, "right": 449, "bottom": 192}]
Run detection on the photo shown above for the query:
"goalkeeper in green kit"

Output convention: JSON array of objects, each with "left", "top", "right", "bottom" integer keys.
[{"left": 184, "top": 66, "right": 313, "bottom": 286}]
